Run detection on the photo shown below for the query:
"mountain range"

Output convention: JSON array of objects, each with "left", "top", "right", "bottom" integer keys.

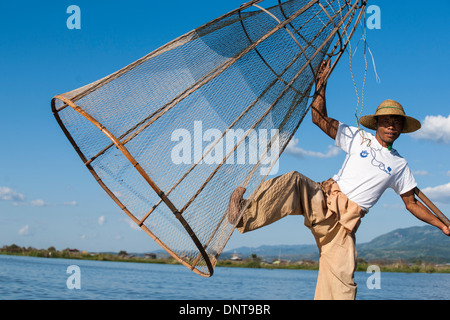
[{"left": 221, "top": 226, "right": 450, "bottom": 264}]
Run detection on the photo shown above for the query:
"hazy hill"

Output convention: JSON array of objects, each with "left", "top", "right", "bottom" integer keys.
[
  {"left": 222, "top": 226, "right": 450, "bottom": 263},
  {"left": 357, "top": 226, "right": 450, "bottom": 263}
]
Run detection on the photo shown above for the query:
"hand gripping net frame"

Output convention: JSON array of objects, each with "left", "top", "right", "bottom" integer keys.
[{"left": 52, "top": 0, "right": 367, "bottom": 277}]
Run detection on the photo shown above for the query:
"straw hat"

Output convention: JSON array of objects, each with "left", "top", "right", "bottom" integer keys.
[{"left": 359, "top": 100, "right": 421, "bottom": 133}]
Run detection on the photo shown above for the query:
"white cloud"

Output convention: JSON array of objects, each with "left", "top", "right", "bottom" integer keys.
[
  {"left": 98, "top": 216, "right": 106, "bottom": 226},
  {"left": 63, "top": 201, "right": 78, "bottom": 206},
  {"left": 30, "top": 199, "right": 47, "bottom": 207},
  {"left": 412, "top": 115, "right": 450, "bottom": 143},
  {"left": 413, "top": 170, "right": 429, "bottom": 176},
  {"left": 122, "top": 218, "right": 141, "bottom": 231},
  {"left": 0, "top": 186, "right": 77, "bottom": 207},
  {"left": 0, "top": 187, "right": 25, "bottom": 202},
  {"left": 422, "top": 183, "right": 450, "bottom": 204},
  {"left": 286, "top": 138, "right": 341, "bottom": 158},
  {"left": 18, "top": 225, "right": 31, "bottom": 236},
  {"left": 13, "top": 199, "right": 50, "bottom": 207}
]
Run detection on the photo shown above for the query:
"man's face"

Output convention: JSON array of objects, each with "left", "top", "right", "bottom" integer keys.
[{"left": 375, "top": 115, "right": 404, "bottom": 147}]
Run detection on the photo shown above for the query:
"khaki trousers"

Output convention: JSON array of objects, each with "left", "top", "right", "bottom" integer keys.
[{"left": 236, "top": 171, "right": 365, "bottom": 300}]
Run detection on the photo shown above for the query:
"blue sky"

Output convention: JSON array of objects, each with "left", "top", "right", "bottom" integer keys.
[{"left": 1, "top": 0, "right": 449, "bottom": 254}]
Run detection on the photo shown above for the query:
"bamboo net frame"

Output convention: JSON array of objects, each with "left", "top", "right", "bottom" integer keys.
[{"left": 52, "top": 0, "right": 367, "bottom": 277}]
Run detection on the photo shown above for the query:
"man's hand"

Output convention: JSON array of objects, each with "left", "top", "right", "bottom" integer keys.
[
  {"left": 442, "top": 225, "right": 450, "bottom": 236},
  {"left": 316, "top": 60, "right": 331, "bottom": 91}
]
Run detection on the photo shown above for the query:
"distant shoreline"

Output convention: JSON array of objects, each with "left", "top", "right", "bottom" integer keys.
[{"left": 2, "top": 245, "right": 450, "bottom": 274}]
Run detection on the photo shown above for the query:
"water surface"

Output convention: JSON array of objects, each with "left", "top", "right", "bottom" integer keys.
[{"left": 0, "top": 255, "right": 448, "bottom": 300}]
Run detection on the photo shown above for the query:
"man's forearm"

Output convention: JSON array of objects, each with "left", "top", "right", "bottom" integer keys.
[
  {"left": 407, "top": 200, "right": 446, "bottom": 231},
  {"left": 311, "top": 60, "right": 339, "bottom": 139},
  {"left": 311, "top": 87, "right": 327, "bottom": 120},
  {"left": 311, "top": 88, "right": 338, "bottom": 140}
]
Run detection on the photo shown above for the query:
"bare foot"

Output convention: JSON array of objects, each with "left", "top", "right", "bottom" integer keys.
[{"left": 228, "top": 187, "right": 246, "bottom": 224}]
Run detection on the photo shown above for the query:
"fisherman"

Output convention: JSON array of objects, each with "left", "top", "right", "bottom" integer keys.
[{"left": 228, "top": 60, "right": 450, "bottom": 300}]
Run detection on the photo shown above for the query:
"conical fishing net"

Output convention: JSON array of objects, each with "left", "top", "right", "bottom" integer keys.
[{"left": 52, "top": 0, "right": 367, "bottom": 277}]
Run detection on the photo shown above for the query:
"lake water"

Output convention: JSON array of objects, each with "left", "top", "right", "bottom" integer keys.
[{"left": 0, "top": 255, "right": 449, "bottom": 301}]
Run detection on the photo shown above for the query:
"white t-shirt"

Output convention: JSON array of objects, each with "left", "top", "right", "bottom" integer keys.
[{"left": 332, "top": 123, "right": 417, "bottom": 212}]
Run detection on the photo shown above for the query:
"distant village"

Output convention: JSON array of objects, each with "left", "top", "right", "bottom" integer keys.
[
  {"left": 0, "top": 244, "right": 319, "bottom": 269},
  {"left": 228, "top": 250, "right": 317, "bottom": 267},
  {"left": 2, "top": 244, "right": 450, "bottom": 273}
]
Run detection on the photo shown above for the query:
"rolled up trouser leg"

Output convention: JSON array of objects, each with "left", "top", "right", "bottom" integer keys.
[{"left": 236, "top": 171, "right": 326, "bottom": 233}]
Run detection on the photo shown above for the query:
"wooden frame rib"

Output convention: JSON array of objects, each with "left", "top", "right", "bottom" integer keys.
[{"left": 51, "top": 95, "right": 214, "bottom": 277}]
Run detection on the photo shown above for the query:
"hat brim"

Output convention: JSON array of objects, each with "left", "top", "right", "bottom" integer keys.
[{"left": 359, "top": 115, "right": 422, "bottom": 134}]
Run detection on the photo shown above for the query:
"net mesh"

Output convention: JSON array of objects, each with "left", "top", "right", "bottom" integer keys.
[{"left": 52, "top": 0, "right": 366, "bottom": 277}]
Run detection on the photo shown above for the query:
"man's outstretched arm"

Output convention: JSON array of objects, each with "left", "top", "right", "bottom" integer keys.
[
  {"left": 311, "top": 60, "right": 339, "bottom": 140},
  {"left": 401, "top": 189, "right": 450, "bottom": 236}
]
